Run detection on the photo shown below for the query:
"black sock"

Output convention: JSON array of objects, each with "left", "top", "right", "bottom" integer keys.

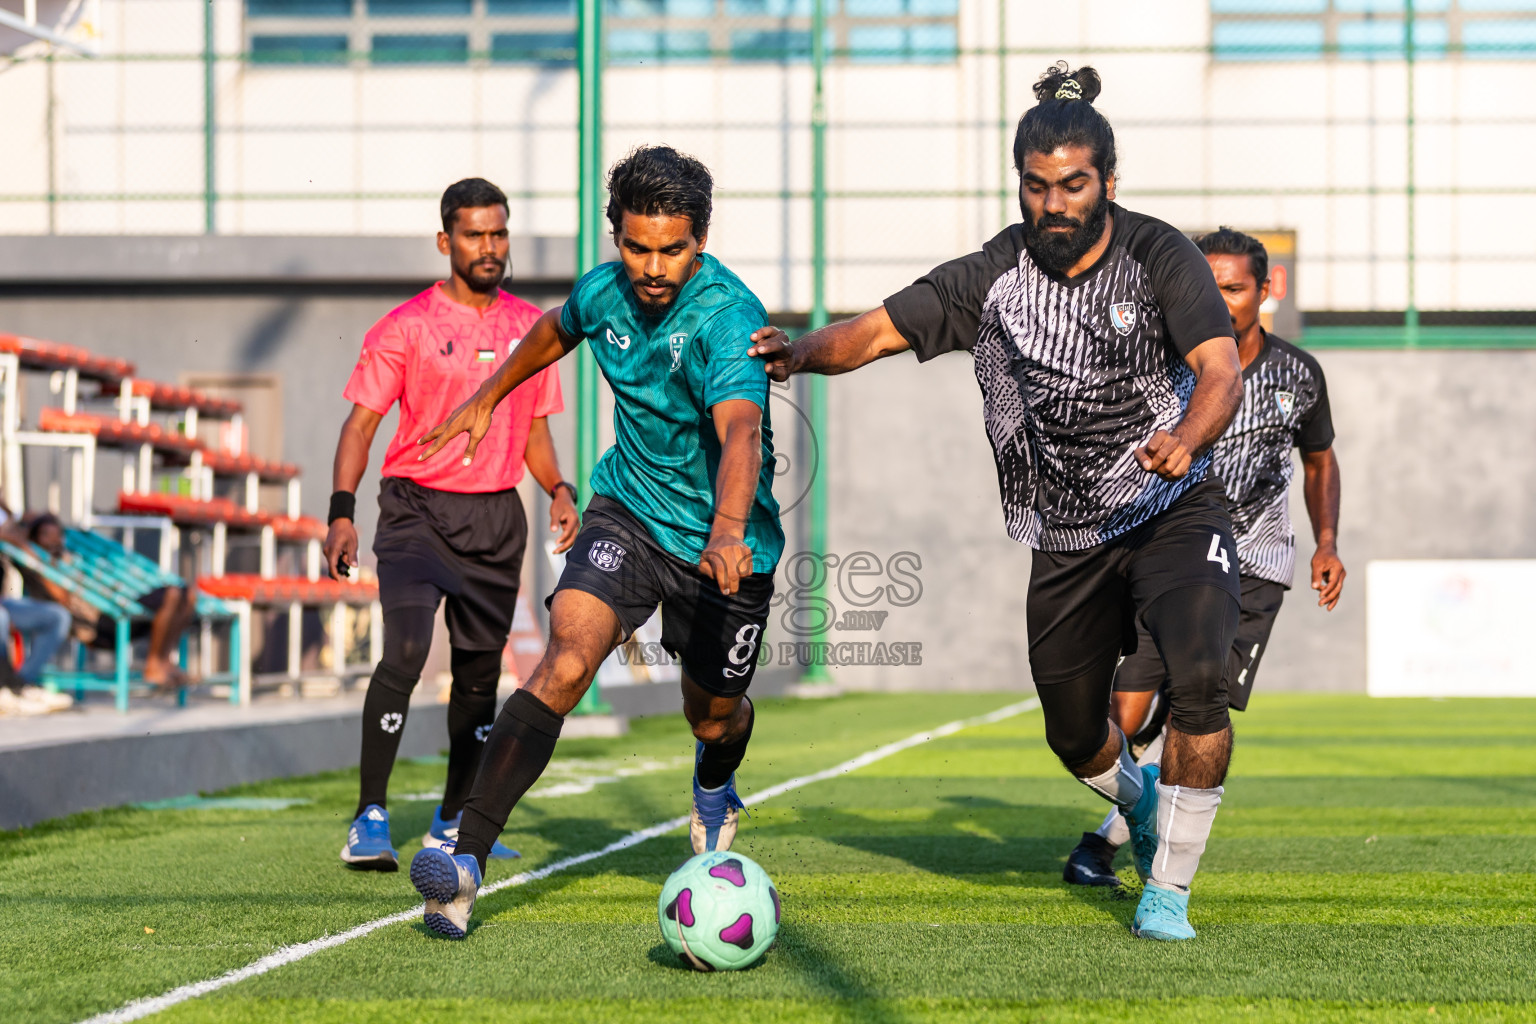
[
  {"left": 454, "top": 689, "right": 564, "bottom": 874},
  {"left": 354, "top": 606, "right": 434, "bottom": 818},
  {"left": 696, "top": 697, "right": 754, "bottom": 790},
  {"left": 441, "top": 648, "right": 501, "bottom": 820}
]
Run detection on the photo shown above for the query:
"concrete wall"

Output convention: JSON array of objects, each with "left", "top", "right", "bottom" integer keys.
[{"left": 816, "top": 347, "right": 1536, "bottom": 694}]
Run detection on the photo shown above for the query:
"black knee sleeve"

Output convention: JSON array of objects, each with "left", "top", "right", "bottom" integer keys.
[
  {"left": 448, "top": 647, "right": 501, "bottom": 698},
  {"left": 1143, "top": 586, "right": 1239, "bottom": 736},
  {"left": 1037, "top": 673, "right": 1115, "bottom": 770},
  {"left": 373, "top": 605, "right": 435, "bottom": 692}
]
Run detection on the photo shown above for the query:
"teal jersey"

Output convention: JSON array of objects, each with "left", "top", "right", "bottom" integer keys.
[{"left": 559, "top": 253, "right": 784, "bottom": 573}]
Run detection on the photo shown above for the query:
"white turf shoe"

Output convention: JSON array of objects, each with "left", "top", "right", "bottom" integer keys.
[
  {"left": 20, "top": 686, "right": 72, "bottom": 711},
  {"left": 410, "top": 847, "right": 482, "bottom": 940}
]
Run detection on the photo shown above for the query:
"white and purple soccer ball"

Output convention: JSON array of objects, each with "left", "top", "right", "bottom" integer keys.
[{"left": 657, "top": 850, "right": 780, "bottom": 971}]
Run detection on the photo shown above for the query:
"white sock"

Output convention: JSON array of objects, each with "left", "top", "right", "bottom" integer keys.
[
  {"left": 1095, "top": 727, "right": 1167, "bottom": 847},
  {"left": 1094, "top": 805, "right": 1130, "bottom": 847},
  {"left": 1078, "top": 732, "right": 1142, "bottom": 809},
  {"left": 1150, "top": 782, "right": 1223, "bottom": 892}
]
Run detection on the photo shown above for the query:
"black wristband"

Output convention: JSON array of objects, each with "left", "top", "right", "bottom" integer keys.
[
  {"left": 550, "top": 480, "right": 578, "bottom": 503},
  {"left": 327, "top": 491, "right": 356, "bottom": 524}
]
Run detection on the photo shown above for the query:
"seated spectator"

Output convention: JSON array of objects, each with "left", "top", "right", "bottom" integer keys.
[
  {"left": 27, "top": 514, "right": 195, "bottom": 690},
  {"left": 0, "top": 504, "right": 73, "bottom": 716}
]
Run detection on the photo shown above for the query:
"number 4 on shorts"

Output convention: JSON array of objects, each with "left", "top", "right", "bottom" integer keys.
[{"left": 1207, "top": 533, "right": 1231, "bottom": 573}]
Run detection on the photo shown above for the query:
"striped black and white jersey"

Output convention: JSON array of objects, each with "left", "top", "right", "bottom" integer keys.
[
  {"left": 1211, "top": 332, "right": 1333, "bottom": 586},
  {"left": 884, "top": 204, "right": 1235, "bottom": 551}
]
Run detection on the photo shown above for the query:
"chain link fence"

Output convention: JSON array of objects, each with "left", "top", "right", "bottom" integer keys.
[{"left": 2, "top": 0, "right": 1534, "bottom": 343}]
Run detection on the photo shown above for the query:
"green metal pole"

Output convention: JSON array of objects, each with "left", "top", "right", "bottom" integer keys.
[
  {"left": 1404, "top": 0, "right": 1418, "bottom": 347},
  {"left": 999, "top": 0, "right": 1009, "bottom": 228},
  {"left": 572, "top": 0, "right": 609, "bottom": 714},
  {"left": 575, "top": 0, "right": 603, "bottom": 493},
  {"left": 46, "top": 51, "right": 56, "bottom": 234},
  {"left": 203, "top": 0, "right": 215, "bottom": 235},
  {"left": 802, "top": 0, "right": 833, "bottom": 685}
]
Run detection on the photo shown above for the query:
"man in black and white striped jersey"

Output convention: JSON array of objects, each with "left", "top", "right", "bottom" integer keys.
[
  {"left": 1064, "top": 227, "right": 1345, "bottom": 888},
  {"left": 750, "top": 63, "right": 1246, "bottom": 941}
]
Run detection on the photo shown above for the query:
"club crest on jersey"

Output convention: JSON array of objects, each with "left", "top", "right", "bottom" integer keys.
[
  {"left": 669, "top": 332, "right": 688, "bottom": 372},
  {"left": 588, "top": 540, "right": 626, "bottom": 573},
  {"left": 1275, "top": 390, "right": 1296, "bottom": 417},
  {"left": 605, "top": 327, "right": 631, "bottom": 351},
  {"left": 1108, "top": 302, "right": 1137, "bottom": 335}
]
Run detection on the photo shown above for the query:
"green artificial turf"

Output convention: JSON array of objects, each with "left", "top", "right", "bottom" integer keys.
[{"left": 3, "top": 693, "right": 1534, "bottom": 1024}]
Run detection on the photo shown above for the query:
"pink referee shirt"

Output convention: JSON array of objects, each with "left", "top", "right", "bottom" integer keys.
[{"left": 344, "top": 284, "right": 563, "bottom": 494}]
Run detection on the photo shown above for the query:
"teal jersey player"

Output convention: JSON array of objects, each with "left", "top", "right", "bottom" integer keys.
[
  {"left": 410, "top": 147, "right": 786, "bottom": 941},
  {"left": 560, "top": 253, "right": 784, "bottom": 573}
]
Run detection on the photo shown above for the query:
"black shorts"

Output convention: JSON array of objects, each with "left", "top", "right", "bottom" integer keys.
[
  {"left": 91, "top": 585, "right": 183, "bottom": 648},
  {"left": 1114, "top": 574, "right": 1285, "bottom": 712},
  {"left": 1027, "top": 477, "right": 1242, "bottom": 687},
  {"left": 551, "top": 494, "right": 773, "bottom": 698},
  {"left": 373, "top": 477, "right": 527, "bottom": 652}
]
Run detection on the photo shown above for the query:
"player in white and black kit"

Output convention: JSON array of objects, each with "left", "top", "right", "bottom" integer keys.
[
  {"left": 1064, "top": 227, "right": 1345, "bottom": 887},
  {"left": 751, "top": 65, "right": 1244, "bottom": 941}
]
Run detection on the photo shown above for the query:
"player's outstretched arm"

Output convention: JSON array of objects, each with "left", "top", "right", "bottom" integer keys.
[
  {"left": 1302, "top": 446, "right": 1344, "bottom": 610},
  {"left": 1135, "top": 336, "right": 1243, "bottom": 480},
  {"left": 698, "top": 399, "right": 764, "bottom": 596},
  {"left": 324, "top": 404, "right": 383, "bottom": 579},
  {"left": 747, "top": 306, "right": 911, "bottom": 381},
  {"left": 524, "top": 416, "right": 580, "bottom": 554},
  {"left": 416, "top": 306, "right": 580, "bottom": 463}
]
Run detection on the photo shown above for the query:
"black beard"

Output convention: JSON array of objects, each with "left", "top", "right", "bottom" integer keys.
[
  {"left": 1022, "top": 194, "right": 1109, "bottom": 275},
  {"left": 462, "top": 263, "right": 505, "bottom": 293},
  {"left": 633, "top": 283, "right": 677, "bottom": 318}
]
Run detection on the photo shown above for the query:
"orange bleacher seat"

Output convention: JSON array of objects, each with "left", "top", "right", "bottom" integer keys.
[
  {"left": 272, "top": 515, "right": 326, "bottom": 542},
  {"left": 117, "top": 491, "right": 277, "bottom": 530},
  {"left": 198, "top": 447, "right": 301, "bottom": 481},
  {"left": 39, "top": 408, "right": 200, "bottom": 455},
  {"left": 127, "top": 380, "right": 242, "bottom": 418},
  {"left": 0, "top": 334, "right": 135, "bottom": 382},
  {"left": 196, "top": 573, "right": 378, "bottom": 604}
]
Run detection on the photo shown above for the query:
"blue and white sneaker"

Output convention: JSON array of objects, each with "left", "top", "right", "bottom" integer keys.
[
  {"left": 1132, "top": 881, "right": 1197, "bottom": 941},
  {"left": 339, "top": 804, "right": 398, "bottom": 872},
  {"left": 689, "top": 743, "right": 746, "bottom": 854},
  {"left": 1124, "top": 764, "right": 1160, "bottom": 882},
  {"left": 419, "top": 805, "right": 520, "bottom": 860},
  {"left": 411, "top": 846, "right": 482, "bottom": 939}
]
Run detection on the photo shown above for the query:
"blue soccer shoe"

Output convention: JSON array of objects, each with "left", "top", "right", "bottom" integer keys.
[
  {"left": 1132, "top": 881, "right": 1197, "bottom": 941},
  {"left": 411, "top": 846, "right": 483, "bottom": 939},
  {"left": 339, "top": 804, "right": 398, "bottom": 872},
  {"left": 1124, "top": 764, "right": 1160, "bottom": 882},
  {"left": 420, "top": 804, "right": 520, "bottom": 860},
  {"left": 690, "top": 742, "right": 746, "bottom": 854}
]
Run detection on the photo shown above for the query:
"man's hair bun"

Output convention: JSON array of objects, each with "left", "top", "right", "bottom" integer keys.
[{"left": 1032, "top": 62, "right": 1103, "bottom": 105}]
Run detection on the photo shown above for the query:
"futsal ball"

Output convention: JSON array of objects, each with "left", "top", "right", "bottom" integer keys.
[{"left": 657, "top": 850, "right": 780, "bottom": 971}]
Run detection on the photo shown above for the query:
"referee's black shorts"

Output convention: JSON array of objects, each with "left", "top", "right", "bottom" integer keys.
[
  {"left": 372, "top": 477, "right": 527, "bottom": 652},
  {"left": 1114, "top": 573, "right": 1286, "bottom": 713}
]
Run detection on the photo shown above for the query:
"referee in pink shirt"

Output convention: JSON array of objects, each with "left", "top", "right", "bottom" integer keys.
[{"left": 325, "top": 178, "right": 578, "bottom": 871}]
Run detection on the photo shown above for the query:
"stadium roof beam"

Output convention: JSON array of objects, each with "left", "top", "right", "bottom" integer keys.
[{"left": 0, "top": 7, "right": 93, "bottom": 55}]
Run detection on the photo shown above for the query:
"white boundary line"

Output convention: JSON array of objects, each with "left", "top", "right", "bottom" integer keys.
[{"left": 78, "top": 697, "right": 1040, "bottom": 1024}]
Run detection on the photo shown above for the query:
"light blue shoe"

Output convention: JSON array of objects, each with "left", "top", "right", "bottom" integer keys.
[
  {"left": 420, "top": 805, "right": 520, "bottom": 860},
  {"left": 411, "top": 846, "right": 483, "bottom": 940},
  {"left": 1132, "top": 881, "right": 1197, "bottom": 941},
  {"left": 1124, "top": 764, "right": 1160, "bottom": 882},
  {"left": 339, "top": 804, "right": 398, "bottom": 871},
  {"left": 690, "top": 741, "right": 746, "bottom": 854}
]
